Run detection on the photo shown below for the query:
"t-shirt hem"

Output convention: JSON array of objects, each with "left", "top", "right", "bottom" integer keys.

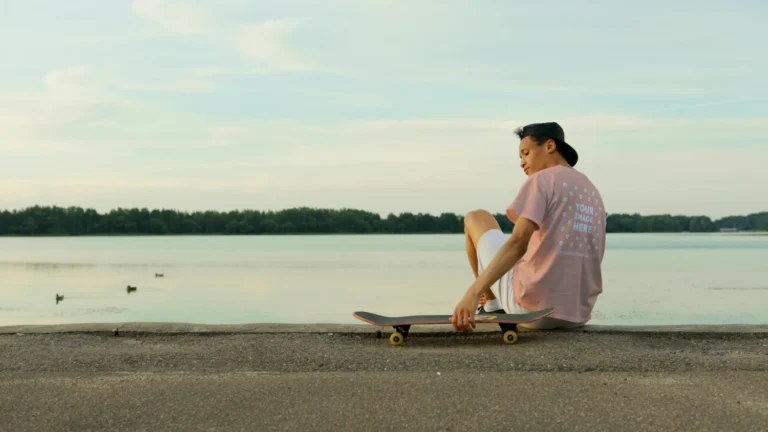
[
  {"left": 546, "top": 312, "right": 587, "bottom": 324},
  {"left": 516, "top": 300, "right": 587, "bottom": 324}
]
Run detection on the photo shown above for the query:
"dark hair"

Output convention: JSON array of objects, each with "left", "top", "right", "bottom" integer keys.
[
  {"left": 514, "top": 126, "right": 552, "bottom": 146},
  {"left": 515, "top": 127, "right": 557, "bottom": 145}
]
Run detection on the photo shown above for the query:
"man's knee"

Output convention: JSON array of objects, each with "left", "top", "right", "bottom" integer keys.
[
  {"left": 464, "top": 209, "right": 493, "bottom": 229},
  {"left": 464, "top": 209, "right": 500, "bottom": 242}
]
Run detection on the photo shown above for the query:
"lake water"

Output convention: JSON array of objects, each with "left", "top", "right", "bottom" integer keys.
[{"left": 1, "top": 233, "right": 767, "bottom": 327}]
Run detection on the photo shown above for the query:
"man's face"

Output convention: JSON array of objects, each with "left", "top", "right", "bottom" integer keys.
[{"left": 518, "top": 136, "right": 555, "bottom": 176}]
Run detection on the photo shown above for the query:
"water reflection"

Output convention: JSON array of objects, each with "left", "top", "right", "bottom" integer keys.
[
  {"left": 708, "top": 287, "right": 768, "bottom": 291},
  {"left": 0, "top": 234, "right": 767, "bottom": 326},
  {"left": 52, "top": 307, "right": 127, "bottom": 316}
]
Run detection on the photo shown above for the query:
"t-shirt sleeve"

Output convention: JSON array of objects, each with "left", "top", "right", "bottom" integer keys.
[{"left": 506, "top": 175, "right": 549, "bottom": 228}]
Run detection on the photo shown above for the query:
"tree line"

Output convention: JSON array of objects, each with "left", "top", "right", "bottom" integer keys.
[{"left": 0, "top": 206, "right": 765, "bottom": 236}]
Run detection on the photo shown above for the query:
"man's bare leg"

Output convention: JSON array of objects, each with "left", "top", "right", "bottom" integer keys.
[
  {"left": 465, "top": 230, "right": 493, "bottom": 307},
  {"left": 464, "top": 209, "right": 503, "bottom": 304},
  {"left": 465, "top": 230, "right": 481, "bottom": 279}
]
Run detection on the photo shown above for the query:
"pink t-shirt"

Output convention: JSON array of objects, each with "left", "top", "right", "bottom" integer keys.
[{"left": 506, "top": 165, "right": 606, "bottom": 323}]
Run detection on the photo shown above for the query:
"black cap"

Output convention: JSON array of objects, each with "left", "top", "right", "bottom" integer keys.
[{"left": 516, "top": 122, "right": 578, "bottom": 167}]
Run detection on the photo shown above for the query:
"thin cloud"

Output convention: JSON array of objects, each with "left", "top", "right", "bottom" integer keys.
[
  {"left": 0, "top": 65, "right": 116, "bottom": 152},
  {"left": 41, "top": 65, "right": 109, "bottom": 107},
  {"left": 643, "top": 97, "right": 764, "bottom": 115},
  {"left": 237, "top": 18, "right": 332, "bottom": 72},
  {"left": 131, "top": 0, "right": 207, "bottom": 35},
  {"left": 4, "top": 175, "right": 273, "bottom": 195}
]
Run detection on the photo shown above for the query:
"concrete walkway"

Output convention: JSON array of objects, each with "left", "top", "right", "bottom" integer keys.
[
  {"left": 3, "top": 322, "right": 411, "bottom": 334},
  {"left": 2, "top": 321, "right": 768, "bottom": 334},
  {"left": 1, "top": 324, "right": 767, "bottom": 431}
]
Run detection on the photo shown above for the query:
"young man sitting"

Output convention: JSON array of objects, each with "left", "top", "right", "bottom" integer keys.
[{"left": 451, "top": 122, "right": 606, "bottom": 332}]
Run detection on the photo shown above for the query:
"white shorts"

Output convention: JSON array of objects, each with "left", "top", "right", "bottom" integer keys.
[
  {"left": 476, "top": 229, "right": 530, "bottom": 315},
  {"left": 476, "top": 229, "right": 583, "bottom": 330}
]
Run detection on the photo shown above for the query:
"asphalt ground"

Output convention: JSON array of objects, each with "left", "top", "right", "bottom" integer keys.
[{"left": 1, "top": 326, "right": 767, "bottom": 431}]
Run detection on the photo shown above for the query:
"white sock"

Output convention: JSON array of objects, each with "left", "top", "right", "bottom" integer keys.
[{"left": 483, "top": 298, "right": 501, "bottom": 312}]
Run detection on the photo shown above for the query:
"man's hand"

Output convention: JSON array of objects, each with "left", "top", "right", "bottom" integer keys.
[
  {"left": 450, "top": 216, "right": 538, "bottom": 332},
  {"left": 451, "top": 289, "right": 480, "bottom": 332}
]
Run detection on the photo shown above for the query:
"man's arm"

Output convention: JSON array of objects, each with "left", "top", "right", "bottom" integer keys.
[
  {"left": 472, "top": 216, "right": 538, "bottom": 296},
  {"left": 451, "top": 216, "right": 539, "bottom": 332}
]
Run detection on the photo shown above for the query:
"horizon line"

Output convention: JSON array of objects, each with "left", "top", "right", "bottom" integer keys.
[{"left": 1, "top": 204, "right": 766, "bottom": 222}]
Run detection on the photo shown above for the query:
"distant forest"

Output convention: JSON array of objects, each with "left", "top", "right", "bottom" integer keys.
[{"left": 0, "top": 206, "right": 766, "bottom": 236}]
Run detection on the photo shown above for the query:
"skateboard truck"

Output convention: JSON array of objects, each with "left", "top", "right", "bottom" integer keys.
[
  {"left": 498, "top": 323, "right": 519, "bottom": 344},
  {"left": 390, "top": 325, "right": 411, "bottom": 345}
]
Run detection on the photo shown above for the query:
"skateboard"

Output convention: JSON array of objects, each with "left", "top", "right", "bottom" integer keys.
[{"left": 353, "top": 307, "right": 555, "bottom": 345}]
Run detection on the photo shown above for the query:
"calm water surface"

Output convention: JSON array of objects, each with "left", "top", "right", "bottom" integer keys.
[{"left": 1, "top": 234, "right": 767, "bottom": 326}]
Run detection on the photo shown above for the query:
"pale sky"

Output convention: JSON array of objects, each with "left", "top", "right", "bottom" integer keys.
[{"left": 1, "top": 0, "right": 766, "bottom": 219}]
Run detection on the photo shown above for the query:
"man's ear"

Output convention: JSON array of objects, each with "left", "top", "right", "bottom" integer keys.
[{"left": 547, "top": 139, "right": 558, "bottom": 154}]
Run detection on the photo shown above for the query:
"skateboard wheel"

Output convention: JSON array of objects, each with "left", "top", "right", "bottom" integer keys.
[
  {"left": 503, "top": 330, "right": 518, "bottom": 345},
  {"left": 390, "top": 332, "right": 405, "bottom": 345}
]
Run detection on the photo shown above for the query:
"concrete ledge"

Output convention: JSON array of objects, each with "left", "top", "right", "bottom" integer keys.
[{"left": 1, "top": 322, "right": 767, "bottom": 334}]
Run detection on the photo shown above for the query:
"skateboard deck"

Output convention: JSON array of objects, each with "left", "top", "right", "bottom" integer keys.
[{"left": 353, "top": 307, "right": 555, "bottom": 345}]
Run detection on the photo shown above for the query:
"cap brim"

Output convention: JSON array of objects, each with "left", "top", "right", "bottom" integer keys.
[{"left": 558, "top": 141, "right": 578, "bottom": 167}]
